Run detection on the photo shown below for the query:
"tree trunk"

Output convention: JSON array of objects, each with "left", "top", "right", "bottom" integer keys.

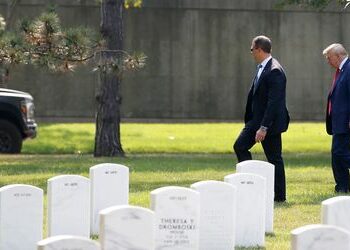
[{"left": 94, "top": 0, "right": 124, "bottom": 157}]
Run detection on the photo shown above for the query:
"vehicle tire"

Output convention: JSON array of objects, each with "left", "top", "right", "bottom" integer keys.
[{"left": 0, "top": 119, "right": 22, "bottom": 153}]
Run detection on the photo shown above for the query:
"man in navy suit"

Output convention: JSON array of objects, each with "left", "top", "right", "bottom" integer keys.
[
  {"left": 234, "top": 35, "right": 290, "bottom": 202},
  {"left": 323, "top": 43, "right": 350, "bottom": 193}
]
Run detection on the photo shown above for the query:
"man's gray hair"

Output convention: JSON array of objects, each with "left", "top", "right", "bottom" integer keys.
[
  {"left": 323, "top": 43, "right": 348, "bottom": 56},
  {"left": 253, "top": 35, "right": 272, "bottom": 53}
]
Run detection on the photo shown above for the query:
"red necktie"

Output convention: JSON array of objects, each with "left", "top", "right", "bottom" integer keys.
[{"left": 328, "top": 68, "right": 340, "bottom": 115}]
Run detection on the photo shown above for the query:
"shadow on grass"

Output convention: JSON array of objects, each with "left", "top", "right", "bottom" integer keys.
[
  {"left": 0, "top": 154, "right": 236, "bottom": 174},
  {"left": 0, "top": 152, "right": 333, "bottom": 177},
  {"left": 290, "top": 192, "right": 348, "bottom": 205},
  {"left": 284, "top": 153, "right": 330, "bottom": 168},
  {"left": 274, "top": 201, "right": 293, "bottom": 208},
  {"left": 0, "top": 163, "right": 89, "bottom": 175},
  {"left": 130, "top": 180, "right": 205, "bottom": 193}
]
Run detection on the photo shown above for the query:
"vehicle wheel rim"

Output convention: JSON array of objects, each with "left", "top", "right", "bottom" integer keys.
[{"left": 0, "top": 132, "right": 12, "bottom": 152}]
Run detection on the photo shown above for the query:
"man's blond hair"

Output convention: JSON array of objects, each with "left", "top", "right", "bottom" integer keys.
[{"left": 323, "top": 43, "right": 348, "bottom": 56}]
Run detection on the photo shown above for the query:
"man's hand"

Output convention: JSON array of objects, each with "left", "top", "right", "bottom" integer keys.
[{"left": 255, "top": 128, "right": 267, "bottom": 143}]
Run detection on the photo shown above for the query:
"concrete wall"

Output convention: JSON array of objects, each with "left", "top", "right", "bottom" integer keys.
[{"left": 0, "top": 0, "right": 349, "bottom": 121}]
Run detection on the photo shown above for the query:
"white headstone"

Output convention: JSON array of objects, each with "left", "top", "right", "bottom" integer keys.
[
  {"left": 99, "top": 205, "right": 154, "bottom": 250},
  {"left": 236, "top": 160, "right": 274, "bottom": 233},
  {"left": 291, "top": 224, "right": 350, "bottom": 250},
  {"left": 48, "top": 175, "right": 90, "bottom": 237},
  {"left": 191, "top": 180, "right": 237, "bottom": 250},
  {"left": 37, "top": 235, "right": 100, "bottom": 250},
  {"left": 224, "top": 173, "right": 266, "bottom": 247},
  {"left": 151, "top": 186, "right": 200, "bottom": 250},
  {"left": 322, "top": 196, "right": 350, "bottom": 232},
  {"left": 0, "top": 184, "right": 43, "bottom": 250},
  {"left": 90, "top": 163, "right": 129, "bottom": 235}
]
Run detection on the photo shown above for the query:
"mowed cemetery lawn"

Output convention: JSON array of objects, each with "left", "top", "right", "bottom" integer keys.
[{"left": 0, "top": 122, "right": 338, "bottom": 249}]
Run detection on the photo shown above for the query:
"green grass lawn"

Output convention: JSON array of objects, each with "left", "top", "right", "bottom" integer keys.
[
  {"left": 1, "top": 122, "right": 341, "bottom": 249},
  {"left": 22, "top": 122, "right": 330, "bottom": 154}
]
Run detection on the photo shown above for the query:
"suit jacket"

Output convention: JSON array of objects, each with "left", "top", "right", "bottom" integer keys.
[
  {"left": 244, "top": 58, "right": 290, "bottom": 134},
  {"left": 326, "top": 58, "right": 350, "bottom": 135}
]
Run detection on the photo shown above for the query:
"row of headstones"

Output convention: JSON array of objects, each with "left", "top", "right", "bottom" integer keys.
[
  {"left": 0, "top": 160, "right": 275, "bottom": 250},
  {"left": 0, "top": 163, "right": 129, "bottom": 250},
  {"left": 20, "top": 188, "right": 350, "bottom": 250},
  {"left": 291, "top": 196, "right": 350, "bottom": 250},
  {"left": 0, "top": 163, "right": 128, "bottom": 246}
]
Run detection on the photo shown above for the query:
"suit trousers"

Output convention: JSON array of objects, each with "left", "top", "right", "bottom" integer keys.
[
  {"left": 332, "top": 133, "right": 350, "bottom": 192},
  {"left": 233, "top": 126, "right": 286, "bottom": 201}
]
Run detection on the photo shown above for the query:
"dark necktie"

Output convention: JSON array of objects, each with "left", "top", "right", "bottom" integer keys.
[
  {"left": 328, "top": 68, "right": 340, "bottom": 115},
  {"left": 253, "top": 64, "right": 263, "bottom": 92}
]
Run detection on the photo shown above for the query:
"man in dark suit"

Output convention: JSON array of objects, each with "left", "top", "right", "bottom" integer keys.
[
  {"left": 234, "top": 35, "right": 290, "bottom": 202},
  {"left": 323, "top": 43, "right": 350, "bottom": 193}
]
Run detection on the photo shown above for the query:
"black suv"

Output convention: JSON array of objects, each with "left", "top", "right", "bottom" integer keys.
[{"left": 0, "top": 88, "right": 37, "bottom": 153}]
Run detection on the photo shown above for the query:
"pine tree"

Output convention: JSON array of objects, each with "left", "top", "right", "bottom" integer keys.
[{"left": 0, "top": 0, "right": 146, "bottom": 157}]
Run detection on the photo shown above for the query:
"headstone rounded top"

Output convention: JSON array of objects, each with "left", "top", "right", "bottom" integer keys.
[
  {"left": 99, "top": 204, "right": 154, "bottom": 216},
  {"left": 237, "top": 160, "right": 274, "bottom": 168},
  {"left": 322, "top": 196, "right": 350, "bottom": 205},
  {"left": 150, "top": 186, "right": 199, "bottom": 195},
  {"left": 191, "top": 180, "right": 236, "bottom": 190},
  {"left": 291, "top": 224, "right": 350, "bottom": 235},
  {"left": 90, "top": 163, "right": 129, "bottom": 171},
  {"left": 0, "top": 184, "right": 43, "bottom": 193},
  {"left": 48, "top": 175, "right": 89, "bottom": 182},
  {"left": 224, "top": 172, "right": 266, "bottom": 181},
  {"left": 37, "top": 235, "right": 100, "bottom": 247}
]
